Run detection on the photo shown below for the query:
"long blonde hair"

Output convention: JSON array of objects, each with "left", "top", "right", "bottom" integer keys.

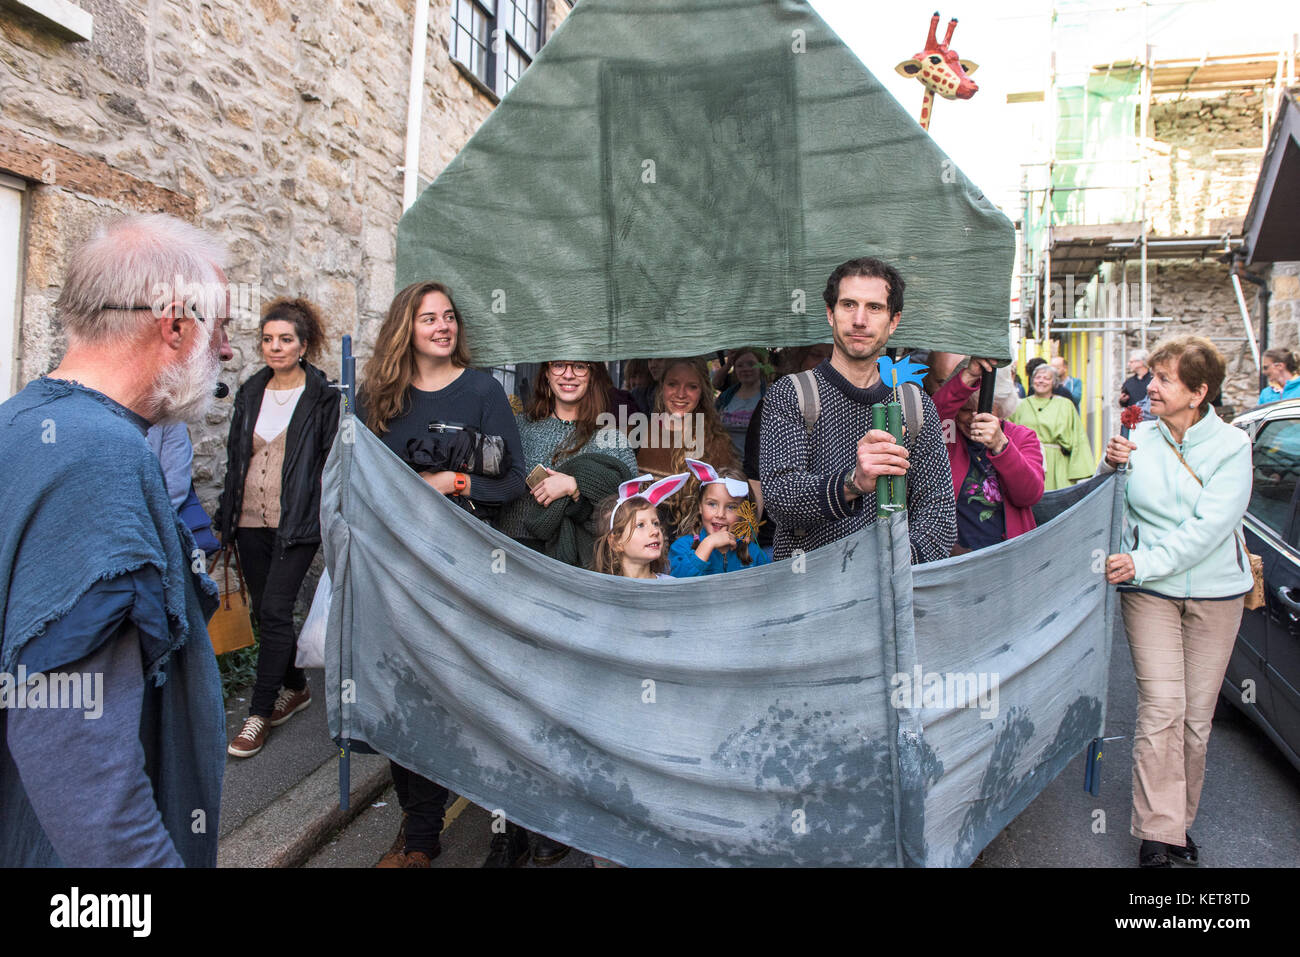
[
  {"left": 359, "top": 281, "right": 471, "bottom": 434},
  {"left": 593, "top": 496, "right": 668, "bottom": 577},
  {"left": 655, "top": 357, "right": 740, "bottom": 534}
]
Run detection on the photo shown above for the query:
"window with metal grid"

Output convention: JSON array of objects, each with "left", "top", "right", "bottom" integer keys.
[
  {"left": 451, "top": 0, "right": 491, "bottom": 87},
  {"left": 448, "top": 0, "right": 545, "bottom": 98}
]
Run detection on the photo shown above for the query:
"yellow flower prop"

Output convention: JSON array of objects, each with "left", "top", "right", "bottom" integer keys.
[{"left": 731, "top": 500, "right": 765, "bottom": 543}]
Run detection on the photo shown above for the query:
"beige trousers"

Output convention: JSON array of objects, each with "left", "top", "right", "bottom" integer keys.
[{"left": 1120, "top": 591, "right": 1243, "bottom": 844}]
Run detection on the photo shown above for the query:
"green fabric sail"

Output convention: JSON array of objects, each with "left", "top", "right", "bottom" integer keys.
[{"left": 397, "top": 0, "right": 1015, "bottom": 363}]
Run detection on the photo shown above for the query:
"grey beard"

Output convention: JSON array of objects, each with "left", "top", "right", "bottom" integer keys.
[{"left": 151, "top": 337, "right": 220, "bottom": 424}]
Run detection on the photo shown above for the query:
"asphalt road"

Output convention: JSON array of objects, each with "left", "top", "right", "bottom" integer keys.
[{"left": 976, "top": 608, "right": 1300, "bottom": 868}]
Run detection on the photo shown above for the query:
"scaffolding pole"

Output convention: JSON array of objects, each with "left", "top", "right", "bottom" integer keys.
[{"left": 1139, "top": 27, "right": 1151, "bottom": 351}]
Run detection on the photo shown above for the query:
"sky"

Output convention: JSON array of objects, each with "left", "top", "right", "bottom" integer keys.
[{"left": 808, "top": 0, "right": 1299, "bottom": 215}]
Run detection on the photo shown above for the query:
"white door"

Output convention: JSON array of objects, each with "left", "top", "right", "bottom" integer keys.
[{"left": 0, "top": 174, "right": 24, "bottom": 400}]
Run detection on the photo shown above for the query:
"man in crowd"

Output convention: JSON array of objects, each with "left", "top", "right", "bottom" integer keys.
[
  {"left": 760, "top": 256, "right": 956, "bottom": 563},
  {"left": 0, "top": 214, "right": 233, "bottom": 866},
  {"left": 1050, "top": 356, "right": 1082, "bottom": 409},
  {"left": 1119, "top": 349, "right": 1152, "bottom": 409}
]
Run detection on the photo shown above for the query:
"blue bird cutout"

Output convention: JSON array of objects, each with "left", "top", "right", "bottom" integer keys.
[{"left": 876, "top": 355, "right": 928, "bottom": 389}]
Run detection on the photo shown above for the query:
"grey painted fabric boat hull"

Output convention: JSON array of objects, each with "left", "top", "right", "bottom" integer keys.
[{"left": 323, "top": 421, "right": 1121, "bottom": 866}]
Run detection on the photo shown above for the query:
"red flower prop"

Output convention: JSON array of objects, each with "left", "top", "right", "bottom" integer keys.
[{"left": 1120, "top": 405, "right": 1143, "bottom": 438}]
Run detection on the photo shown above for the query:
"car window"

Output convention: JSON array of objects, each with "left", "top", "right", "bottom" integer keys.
[{"left": 1249, "top": 418, "right": 1300, "bottom": 540}]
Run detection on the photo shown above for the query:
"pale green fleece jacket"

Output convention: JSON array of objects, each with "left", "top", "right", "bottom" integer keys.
[{"left": 1112, "top": 407, "right": 1254, "bottom": 599}]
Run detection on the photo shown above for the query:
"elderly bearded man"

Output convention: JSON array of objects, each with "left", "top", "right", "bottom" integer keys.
[{"left": 0, "top": 214, "right": 233, "bottom": 867}]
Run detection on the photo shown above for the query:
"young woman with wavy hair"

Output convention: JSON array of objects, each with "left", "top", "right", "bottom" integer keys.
[{"left": 354, "top": 280, "right": 526, "bottom": 869}]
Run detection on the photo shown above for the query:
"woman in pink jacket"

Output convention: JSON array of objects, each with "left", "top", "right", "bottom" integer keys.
[{"left": 932, "top": 357, "right": 1046, "bottom": 554}]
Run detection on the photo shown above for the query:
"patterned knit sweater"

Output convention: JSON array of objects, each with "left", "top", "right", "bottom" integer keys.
[
  {"left": 496, "top": 415, "right": 637, "bottom": 540},
  {"left": 759, "top": 360, "right": 956, "bottom": 563}
]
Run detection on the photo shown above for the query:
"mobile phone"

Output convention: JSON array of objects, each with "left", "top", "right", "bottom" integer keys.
[{"left": 526, "top": 464, "right": 549, "bottom": 490}]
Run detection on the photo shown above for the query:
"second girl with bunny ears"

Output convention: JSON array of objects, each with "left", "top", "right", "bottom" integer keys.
[{"left": 668, "top": 459, "right": 772, "bottom": 576}]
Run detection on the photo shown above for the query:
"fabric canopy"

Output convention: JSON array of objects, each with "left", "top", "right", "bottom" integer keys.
[
  {"left": 396, "top": 0, "right": 1015, "bottom": 364},
  {"left": 323, "top": 422, "right": 1120, "bottom": 866}
]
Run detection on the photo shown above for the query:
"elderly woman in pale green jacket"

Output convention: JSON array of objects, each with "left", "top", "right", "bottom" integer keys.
[{"left": 1101, "top": 336, "right": 1253, "bottom": 870}]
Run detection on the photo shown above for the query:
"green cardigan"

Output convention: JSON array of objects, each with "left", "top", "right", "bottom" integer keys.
[{"left": 521, "top": 451, "right": 634, "bottom": 568}]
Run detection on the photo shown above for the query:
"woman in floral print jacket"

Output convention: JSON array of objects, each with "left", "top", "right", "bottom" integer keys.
[{"left": 932, "top": 358, "right": 1045, "bottom": 554}]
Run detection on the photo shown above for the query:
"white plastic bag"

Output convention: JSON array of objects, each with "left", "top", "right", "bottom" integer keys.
[{"left": 295, "top": 568, "right": 331, "bottom": 669}]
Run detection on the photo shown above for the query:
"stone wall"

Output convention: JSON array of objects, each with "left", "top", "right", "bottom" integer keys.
[
  {"left": 1268, "top": 262, "right": 1300, "bottom": 350},
  {"left": 1147, "top": 91, "right": 1265, "bottom": 237},
  {"left": 1109, "top": 90, "right": 1299, "bottom": 417},
  {"left": 1, "top": 0, "right": 571, "bottom": 512},
  {"left": 1143, "top": 260, "right": 1255, "bottom": 413}
]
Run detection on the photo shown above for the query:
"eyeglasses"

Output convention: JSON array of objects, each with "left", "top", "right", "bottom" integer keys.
[
  {"left": 104, "top": 304, "right": 221, "bottom": 324},
  {"left": 548, "top": 361, "right": 591, "bottom": 377}
]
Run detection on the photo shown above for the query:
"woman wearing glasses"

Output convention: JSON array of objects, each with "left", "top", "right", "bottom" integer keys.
[
  {"left": 491, "top": 358, "right": 636, "bottom": 867},
  {"left": 498, "top": 360, "right": 637, "bottom": 548}
]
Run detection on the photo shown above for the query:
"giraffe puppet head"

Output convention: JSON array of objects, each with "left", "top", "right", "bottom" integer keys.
[{"left": 896, "top": 12, "right": 979, "bottom": 103}]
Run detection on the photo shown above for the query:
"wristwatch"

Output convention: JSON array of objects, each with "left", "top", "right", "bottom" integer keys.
[
  {"left": 453, "top": 473, "right": 468, "bottom": 495},
  {"left": 843, "top": 466, "right": 858, "bottom": 496}
]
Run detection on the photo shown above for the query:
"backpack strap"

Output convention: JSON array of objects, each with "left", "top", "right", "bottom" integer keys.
[
  {"left": 791, "top": 369, "right": 821, "bottom": 436},
  {"left": 790, "top": 370, "right": 925, "bottom": 450}
]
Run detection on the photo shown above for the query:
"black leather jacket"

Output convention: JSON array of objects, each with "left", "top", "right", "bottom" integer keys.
[{"left": 214, "top": 362, "right": 340, "bottom": 548}]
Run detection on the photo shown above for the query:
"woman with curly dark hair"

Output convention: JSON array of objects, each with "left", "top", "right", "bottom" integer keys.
[{"left": 216, "top": 297, "right": 339, "bottom": 760}]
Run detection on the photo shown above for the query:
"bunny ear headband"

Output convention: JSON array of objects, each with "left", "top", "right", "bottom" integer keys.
[
  {"left": 610, "top": 472, "right": 691, "bottom": 530},
  {"left": 684, "top": 458, "right": 749, "bottom": 499}
]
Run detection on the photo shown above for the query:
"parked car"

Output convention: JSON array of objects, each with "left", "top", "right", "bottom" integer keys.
[{"left": 1224, "top": 398, "right": 1300, "bottom": 772}]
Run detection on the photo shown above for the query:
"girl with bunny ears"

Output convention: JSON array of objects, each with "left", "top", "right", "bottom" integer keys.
[
  {"left": 669, "top": 459, "right": 773, "bottom": 576},
  {"left": 593, "top": 473, "right": 690, "bottom": 579}
]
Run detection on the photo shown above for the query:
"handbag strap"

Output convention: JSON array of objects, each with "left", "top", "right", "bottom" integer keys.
[
  {"left": 1159, "top": 429, "right": 1250, "bottom": 570},
  {"left": 1158, "top": 429, "right": 1202, "bottom": 487},
  {"left": 218, "top": 546, "right": 250, "bottom": 605}
]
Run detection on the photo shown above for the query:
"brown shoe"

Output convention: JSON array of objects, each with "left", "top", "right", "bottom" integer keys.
[
  {"left": 375, "top": 845, "right": 439, "bottom": 868},
  {"left": 228, "top": 716, "right": 269, "bottom": 758},
  {"left": 270, "top": 686, "right": 311, "bottom": 726}
]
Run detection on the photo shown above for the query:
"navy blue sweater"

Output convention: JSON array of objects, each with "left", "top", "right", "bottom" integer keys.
[{"left": 356, "top": 368, "right": 527, "bottom": 506}]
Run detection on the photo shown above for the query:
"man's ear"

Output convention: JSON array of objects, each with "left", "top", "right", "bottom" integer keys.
[
  {"left": 155, "top": 302, "right": 189, "bottom": 352},
  {"left": 888, "top": 311, "right": 902, "bottom": 337}
]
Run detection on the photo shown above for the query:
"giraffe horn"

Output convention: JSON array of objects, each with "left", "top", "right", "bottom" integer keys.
[
  {"left": 927, "top": 12, "right": 940, "bottom": 47},
  {"left": 943, "top": 18, "right": 957, "bottom": 46}
]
